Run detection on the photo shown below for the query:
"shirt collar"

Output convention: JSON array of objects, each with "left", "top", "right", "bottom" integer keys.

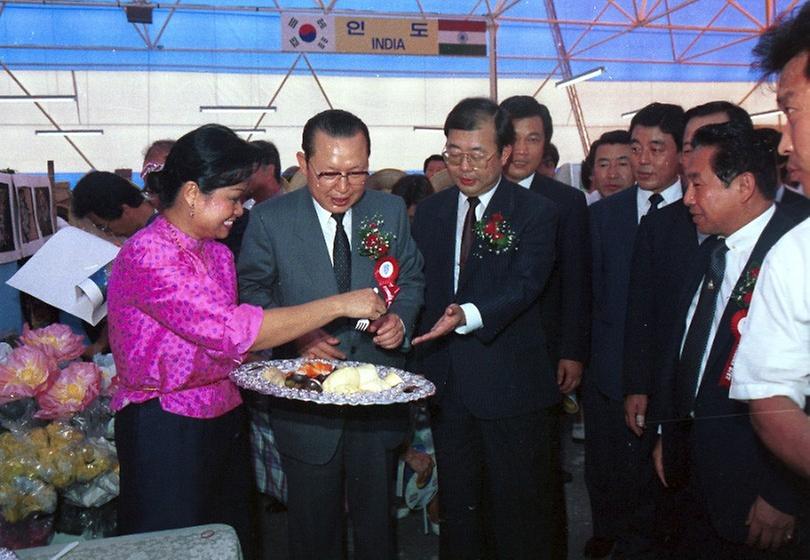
[
  {"left": 311, "top": 196, "right": 352, "bottom": 229},
  {"left": 457, "top": 176, "right": 502, "bottom": 212},
  {"left": 723, "top": 204, "right": 776, "bottom": 254},
  {"left": 158, "top": 215, "right": 206, "bottom": 253},
  {"left": 517, "top": 173, "right": 535, "bottom": 189}
]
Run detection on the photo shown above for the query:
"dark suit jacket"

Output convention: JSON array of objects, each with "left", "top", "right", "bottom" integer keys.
[
  {"left": 589, "top": 186, "right": 640, "bottom": 400},
  {"left": 528, "top": 174, "right": 591, "bottom": 365},
  {"left": 412, "top": 179, "right": 560, "bottom": 418},
  {"left": 623, "top": 200, "right": 699, "bottom": 397},
  {"left": 237, "top": 188, "right": 425, "bottom": 464},
  {"left": 657, "top": 206, "right": 810, "bottom": 543}
]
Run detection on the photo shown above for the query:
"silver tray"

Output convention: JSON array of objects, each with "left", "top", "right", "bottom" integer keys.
[{"left": 230, "top": 358, "right": 435, "bottom": 406}]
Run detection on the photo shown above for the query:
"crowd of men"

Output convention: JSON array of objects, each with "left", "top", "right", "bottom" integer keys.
[{"left": 65, "top": 4, "right": 810, "bottom": 560}]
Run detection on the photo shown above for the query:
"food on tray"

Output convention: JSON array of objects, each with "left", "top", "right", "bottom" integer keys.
[{"left": 267, "top": 361, "right": 404, "bottom": 394}]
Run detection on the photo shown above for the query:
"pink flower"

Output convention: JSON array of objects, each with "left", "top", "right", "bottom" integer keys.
[
  {"left": 0, "top": 347, "right": 57, "bottom": 404},
  {"left": 20, "top": 324, "right": 85, "bottom": 363},
  {"left": 34, "top": 362, "right": 101, "bottom": 419}
]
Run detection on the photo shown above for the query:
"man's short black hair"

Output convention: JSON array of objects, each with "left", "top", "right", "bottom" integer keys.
[
  {"left": 251, "top": 140, "right": 281, "bottom": 183},
  {"left": 752, "top": 2, "right": 810, "bottom": 79},
  {"left": 71, "top": 171, "right": 145, "bottom": 220},
  {"left": 691, "top": 121, "right": 777, "bottom": 200},
  {"left": 423, "top": 154, "right": 443, "bottom": 174},
  {"left": 684, "top": 101, "right": 752, "bottom": 130},
  {"left": 444, "top": 97, "right": 515, "bottom": 153},
  {"left": 302, "top": 109, "right": 370, "bottom": 161},
  {"left": 391, "top": 174, "right": 434, "bottom": 208},
  {"left": 629, "top": 102, "right": 686, "bottom": 151},
  {"left": 543, "top": 143, "right": 560, "bottom": 167},
  {"left": 499, "top": 95, "right": 553, "bottom": 144},
  {"left": 585, "top": 130, "right": 632, "bottom": 173}
]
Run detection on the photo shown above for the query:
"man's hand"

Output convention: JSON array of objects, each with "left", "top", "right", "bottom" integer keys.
[
  {"left": 295, "top": 328, "right": 346, "bottom": 360},
  {"left": 368, "top": 313, "right": 405, "bottom": 350},
  {"left": 652, "top": 437, "right": 668, "bottom": 488},
  {"left": 746, "top": 496, "right": 795, "bottom": 550},
  {"left": 624, "top": 394, "right": 649, "bottom": 436},
  {"left": 557, "top": 359, "right": 583, "bottom": 394},
  {"left": 412, "top": 304, "right": 466, "bottom": 345}
]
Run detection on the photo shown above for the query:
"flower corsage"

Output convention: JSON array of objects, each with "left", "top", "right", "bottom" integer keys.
[
  {"left": 719, "top": 265, "right": 760, "bottom": 388},
  {"left": 473, "top": 212, "right": 517, "bottom": 255},
  {"left": 358, "top": 215, "right": 400, "bottom": 306}
]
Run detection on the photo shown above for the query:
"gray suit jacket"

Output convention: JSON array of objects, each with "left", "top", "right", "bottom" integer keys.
[{"left": 238, "top": 187, "right": 425, "bottom": 464}]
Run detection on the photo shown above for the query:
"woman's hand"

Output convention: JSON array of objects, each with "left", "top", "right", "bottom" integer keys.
[{"left": 338, "top": 288, "right": 387, "bottom": 319}]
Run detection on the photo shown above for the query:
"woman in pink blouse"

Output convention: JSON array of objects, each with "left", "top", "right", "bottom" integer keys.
[{"left": 107, "top": 124, "right": 385, "bottom": 558}]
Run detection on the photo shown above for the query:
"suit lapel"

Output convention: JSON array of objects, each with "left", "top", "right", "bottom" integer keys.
[
  {"left": 293, "top": 190, "right": 340, "bottom": 294},
  {"left": 349, "top": 192, "right": 377, "bottom": 290},
  {"left": 699, "top": 210, "right": 800, "bottom": 394}
]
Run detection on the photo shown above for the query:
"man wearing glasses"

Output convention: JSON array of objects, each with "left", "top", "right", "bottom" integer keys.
[
  {"left": 238, "top": 109, "right": 424, "bottom": 560},
  {"left": 412, "top": 97, "right": 560, "bottom": 559}
]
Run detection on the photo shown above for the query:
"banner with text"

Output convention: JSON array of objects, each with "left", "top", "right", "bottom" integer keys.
[{"left": 281, "top": 13, "right": 487, "bottom": 57}]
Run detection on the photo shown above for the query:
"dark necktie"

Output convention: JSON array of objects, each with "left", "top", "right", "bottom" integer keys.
[
  {"left": 675, "top": 237, "right": 729, "bottom": 417},
  {"left": 459, "top": 196, "right": 480, "bottom": 271},
  {"left": 332, "top": 213, "right": 351, "bottom": 293},
  {"left": 646, "top": 192, "right": 664, "bottom": 216}
]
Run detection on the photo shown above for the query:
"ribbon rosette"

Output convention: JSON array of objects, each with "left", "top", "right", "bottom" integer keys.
[
  {"left": 34, "top": 362, "right": 101, "bottom": 420},
  {"left": 0, "top": 346, "right": 57, "bottom": 404},
  {"left": 20, "top": 323, "right": 85, "bottom": 363}
]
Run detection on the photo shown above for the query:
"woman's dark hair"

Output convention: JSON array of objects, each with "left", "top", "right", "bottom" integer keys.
[
  {"left": 391, "top": 174, "right": 434, "bottom": 208},
  {"left": 301, "top": 109, "right": 371, "bottom": 161},
  {"left": 151, "top": 124, "right": 260, "bottom": 208},
  {"left": 444, "top": 97, "right": 515, "bottom": 153},
  {"left": 72, "top": 171, "right": 144, "bottom": 219}
]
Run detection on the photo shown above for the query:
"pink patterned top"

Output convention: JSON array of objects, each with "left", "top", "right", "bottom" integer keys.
[{"left": 108, "top": 216, "right": 264, "bottom": 419}]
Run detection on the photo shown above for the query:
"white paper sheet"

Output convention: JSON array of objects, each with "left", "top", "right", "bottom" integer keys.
[{"left": 6, "top": 226, "right": 119, "bottom": 325}]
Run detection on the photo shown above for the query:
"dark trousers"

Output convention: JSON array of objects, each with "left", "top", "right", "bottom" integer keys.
[
  {"left": 280, "top": 424, "right": 398, "bottom": 560},
  {"left": 432, "top": 390, "right": 561, "bottom": 560},
  {"left": 115, "top": 399, "right": 257, "bottom": 559},
  {"left": 582, "top": 379, "right": 658, "bottom": 558}
]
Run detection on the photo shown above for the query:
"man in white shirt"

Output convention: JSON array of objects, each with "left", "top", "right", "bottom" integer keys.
[
  {"left": 653, "top": 120, "right": 808, "bottom": 557},
  {"left": 729, "top": 2, "right": 810, "bottom": 480}
]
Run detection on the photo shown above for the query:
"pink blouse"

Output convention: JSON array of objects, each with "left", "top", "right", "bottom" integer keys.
[{"left": 108, "top": 216, "right": 263, "bottom": 419}]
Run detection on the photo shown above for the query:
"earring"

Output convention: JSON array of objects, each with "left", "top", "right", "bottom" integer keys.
[{"left": 190, "top": 203, "right": 195, "bottom": 218}]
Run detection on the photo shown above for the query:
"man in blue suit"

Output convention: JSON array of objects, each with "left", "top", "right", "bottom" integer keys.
[
  {"left": 412, "top": 97, "right": 559, "bottom": 560},
  {"left": 586, "top": 102, "right": 685, "bottom": 558}
]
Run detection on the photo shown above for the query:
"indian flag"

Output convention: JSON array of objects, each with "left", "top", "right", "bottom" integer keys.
[{"left": 438, "top": 19, "right": 487, "bottom": 57}]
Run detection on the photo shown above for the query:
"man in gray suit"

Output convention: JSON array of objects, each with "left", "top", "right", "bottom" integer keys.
[{"left": 238, "top": 109, "right": 424, "bottom": 560}]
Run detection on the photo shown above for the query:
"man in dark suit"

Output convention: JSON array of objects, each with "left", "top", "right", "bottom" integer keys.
[
  {"left": 586, "top": 102, "right": 685, "bottom": 558},
  {"left": 499, "top": 95, "right": 590, "bottom": 396},
  {"left": 411, "top": 97, "right": 559, "bottom": 560},
  {"left": 238, "top": 109, "right": 424, "bottom": 560},
  {"left": 653, "top": 121, "right": 809, "bottom": 559}
]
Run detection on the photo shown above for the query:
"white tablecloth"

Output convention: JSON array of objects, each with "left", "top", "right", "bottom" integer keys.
[{"left": 15, "top": 524, "right": 242, "bottom": 560}]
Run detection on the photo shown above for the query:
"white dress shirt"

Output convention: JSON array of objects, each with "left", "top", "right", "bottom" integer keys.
[
  {"left": 312, "top": 200, "right": 352, "bottom": 264},
  {"left": 681, "top": 206, "right": 776, "bottom": 398},
  {"left": 729, "top": 217, "right": 810, "bottom": 409},
  {"left": 635, "top": 178, "right": 682, "bottom": 224},
  {"left": 453, "top": 179, "right": 501, "bottom": 334}
]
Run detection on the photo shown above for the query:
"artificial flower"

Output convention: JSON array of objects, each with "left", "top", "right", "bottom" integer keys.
[
  {"left": 34, "top": 362, "right": 101, "bottom": 420},
  {"left": 0, "top": 347, "right": 56, "bottom": 404},
  {"left": 20, "top": 324, "right": 85, "bottom": 363}
]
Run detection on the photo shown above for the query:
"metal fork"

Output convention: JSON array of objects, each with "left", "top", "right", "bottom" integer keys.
[{"left": 355, "top": 287, "right": 381, "bottom": 331}]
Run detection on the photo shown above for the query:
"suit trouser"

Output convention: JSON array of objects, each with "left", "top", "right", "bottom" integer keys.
[
  {"left": 115, "top": 399, "right": 257, "bottom": 560},
  {"left": 582, "top": 378, "right": 658, "bottom": 558},
  {"left": 432, "top": 388, "right": 561, "bottom": 560},
  {"left": 280, "top": 423, "right": 397, "bottom": 560}
]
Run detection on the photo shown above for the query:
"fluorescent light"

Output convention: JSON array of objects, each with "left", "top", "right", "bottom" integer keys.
[
  {"left": 749, "top": 109, "right": 783, "bottom": 119},
  {"left": 35, "top": 129, "right": 104, "bottom": 136},
  {"left": 0, "top": 95, "right": 76, "bottom": 103},
  {"left": 412, "top": 126, "right": 443, "bottom": 131},
  {"left": 231, "top": 128, "right": 267, "bottom": 133},
  {"left": 555, "top": 67, "right": 605, "bottom": 88},
  {"left": 199, "top": 105, "right": 277, "bottom": 114},
  {"left": 621, "top": 109, "right": 640, "bottom": 119}
]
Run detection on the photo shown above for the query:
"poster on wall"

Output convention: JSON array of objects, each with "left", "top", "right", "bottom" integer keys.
[
  {"left": 0, "top": 173, "right": 21, "bottom": 264},
  {"left": 13, "top": 174, "right": 55, "bottom": 258}
]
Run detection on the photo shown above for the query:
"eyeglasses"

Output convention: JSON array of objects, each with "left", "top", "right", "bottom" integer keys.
[
  {"left": 310, "top": 165, "right": 370, "bottom": 187},
  {"left": 442, "top": 149, "right": 497, "bottom": 169}
]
